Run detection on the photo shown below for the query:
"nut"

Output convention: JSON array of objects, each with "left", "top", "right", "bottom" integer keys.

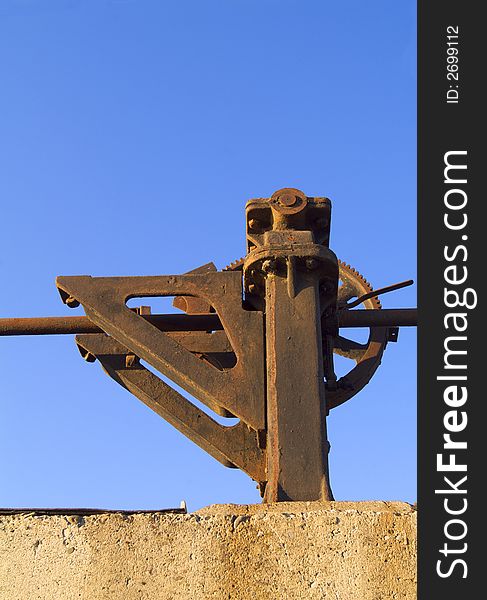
[
  {"left": 277, "top": 192, "right": 298, "bottom": 207},
  {"left": 125, "top": 354, "right": 138, "bottom": 368},
  {"left": 248, "top": 218, "right": 261, "bottom": 232},
  {"left": 262, "top": 259, "right": 277, "bottom": 274},
  {"left": 65, "top": 296, "right": 80, "bottom": 308}
]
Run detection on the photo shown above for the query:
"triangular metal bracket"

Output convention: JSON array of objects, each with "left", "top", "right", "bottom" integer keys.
[
  {"left": 75, "top": 333, "right": 265, "bottom": 482},
  {"left": 56, "top": 271, "right": 264, "bottom": 431}
]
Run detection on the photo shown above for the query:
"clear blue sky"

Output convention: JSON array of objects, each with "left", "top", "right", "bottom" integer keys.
[{"left": 0, "top": 1, "right": 416, "bottom": 511}]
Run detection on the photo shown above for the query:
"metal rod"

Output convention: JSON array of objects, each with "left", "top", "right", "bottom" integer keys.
[
  {"left": 0, "top": 314, "right": 224, "bottom": 336},
  {"left": 345, "top": 279, "right": 414, "bottom": 309},
  {"left": 338, "top": 308, "right": 417, "bottom": 328},
  {"left": 0, "top": 309, "right": 417, "bottom": 337}
]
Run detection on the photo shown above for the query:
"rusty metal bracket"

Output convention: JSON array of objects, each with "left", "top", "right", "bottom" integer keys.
[
  {"left": 75, "top": 333, "right": 266, "bottom": 482},
  {"left": 56, "top": 271, "right": 265, "bottom": 431}
]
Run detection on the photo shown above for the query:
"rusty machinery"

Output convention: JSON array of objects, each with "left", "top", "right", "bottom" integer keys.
[{"left": 0, "top": 188, "right": 417, "bottom": 502}]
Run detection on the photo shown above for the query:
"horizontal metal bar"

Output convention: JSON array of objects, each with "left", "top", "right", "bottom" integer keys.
[
  {"left": 0, "top": 308, "right": 417, "bottom": 337},
  {"left": 0, "top": 314, "right": 223, "bottom": 336},
  {"left": 338, "top": 308, "right": 417, "bottom": 328}
]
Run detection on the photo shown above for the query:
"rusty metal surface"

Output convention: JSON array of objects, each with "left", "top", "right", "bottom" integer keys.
[
  {"left": 339, "top": 308, "right": 416, "bottom": 327},
  {"left": 0, "top": 314, "right": 223, "bottom": 336},
  {"left": 263, "top": 272, "right": 333, "bottom": 501},
  {"left": 344, "top": 279, "right": 413, "bottom": 310},
  {"left": 56, "top": 272, "right": 265, "bottom": 432},
  {"left": 75, "top": 334, "right": 266, "bottom": 482},
  {"left": 241, "top": 188, "right": 338, "bottom": 501},
  {"left": 328, "top": 261, "right": 388, "bottom": 409},
  {"left": 0, "top": 309, "right": 417, "bottom": 336},
  {"left": 0, "top": 187, "right": 417, "bottom": 503}
]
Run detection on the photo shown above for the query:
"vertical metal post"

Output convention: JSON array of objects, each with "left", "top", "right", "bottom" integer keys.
[
  {"left": 244, "top": 188, "right": 338, "bottom": 502},
  {"left": 263, "top": 267, "right": 333, "bottom": 502}
]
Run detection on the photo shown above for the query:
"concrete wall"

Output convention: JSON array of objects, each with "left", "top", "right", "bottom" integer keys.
[{"left": 0, "top": 501, "right": 416, "bottom": 599}]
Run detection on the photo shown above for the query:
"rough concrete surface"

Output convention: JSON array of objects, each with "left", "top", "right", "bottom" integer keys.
[{"left": 0, "top": 501, "right": 416, "bottom": 599}]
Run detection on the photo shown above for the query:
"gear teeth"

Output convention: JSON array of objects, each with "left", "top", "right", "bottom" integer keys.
[
  {"left": 224, "top": 257, "right": 245, "bottom": 271},
  {"left": 224, "top": 257, "right": 381, "bottom": 309},
  {"left": 338, "top": 259, "right": 382, "bottom": 310}
]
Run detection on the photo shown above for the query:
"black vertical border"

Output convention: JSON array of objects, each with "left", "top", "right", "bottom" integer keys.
[{"left": 418, "top": 2, "right": 481, "bottom": 597}]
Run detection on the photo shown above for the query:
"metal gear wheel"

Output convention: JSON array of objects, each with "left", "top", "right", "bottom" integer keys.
[
  {"left": 327, "top": 260, "right": 389, "bottom": 409},
  {"left": 225, "top": 257, "right": 390, "bottom": 410}
]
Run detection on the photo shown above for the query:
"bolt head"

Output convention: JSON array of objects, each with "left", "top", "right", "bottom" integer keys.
[
  {"left": 125, "top": 354, "right": 138, "bottom": 368},
  {"left": 278, "top": 192, "right": 298, "bottom": 207},
  {"left": 262, "top": 259, "right": 277, "bottom": 274},
  {"left": 270, "top": 188, "right": 308, "bottom": 214},
  {"left": 65, "top": 296, "right": 80, "bottom": 308},
  {"left": 248, "top": 218, "right": 261, "bottom": 232},
  {"left": 84, "top": 352, "right": 96, "bottom": 363}
]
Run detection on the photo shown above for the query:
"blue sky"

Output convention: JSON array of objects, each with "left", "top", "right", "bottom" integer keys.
[{"left": 0, "top": 1, "right": 416, "bottom": 511}]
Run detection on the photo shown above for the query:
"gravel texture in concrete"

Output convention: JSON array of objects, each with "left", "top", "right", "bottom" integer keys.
[{"left": 0, "top": 501, "right": 416, "bottom": 599}]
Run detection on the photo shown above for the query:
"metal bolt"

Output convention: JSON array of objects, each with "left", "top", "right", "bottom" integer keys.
[
  {"left": 65, "top": 296, "right": 80, "bottom": 308},
  {"left": 278, "top": 192, "right": 298, "bottom": 207},
  {"left": 262, "top": 259, "right": 277, "bottom": 274},
  {"left": 83, "top": 351, "right": 96, "bottom": 363},
  {"left": 125, "top": 354, "right": 138, "bottom": 368}
]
